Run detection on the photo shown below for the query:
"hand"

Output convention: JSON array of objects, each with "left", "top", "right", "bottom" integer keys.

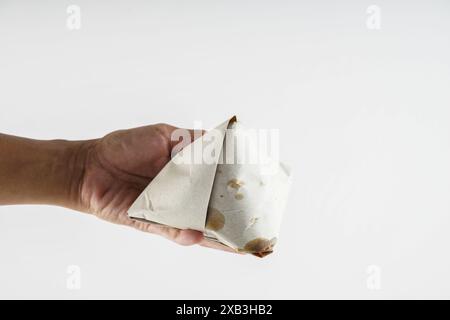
[{"left": 77, "top": 124, "right": 234, "bottom": 252}]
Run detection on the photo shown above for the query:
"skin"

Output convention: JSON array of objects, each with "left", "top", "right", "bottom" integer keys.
[{"left": 0, "top": 124, "right": 235, "bottom": 252}]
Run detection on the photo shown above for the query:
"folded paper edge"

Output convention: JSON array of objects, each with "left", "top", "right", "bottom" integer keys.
[{"left": 127, "top": 115, "right": 238, "bottom": 232}]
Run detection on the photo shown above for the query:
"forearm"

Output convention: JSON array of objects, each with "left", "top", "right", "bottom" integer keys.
[{"left": 0, "top": 134, "right": 89, "bottom": 210}]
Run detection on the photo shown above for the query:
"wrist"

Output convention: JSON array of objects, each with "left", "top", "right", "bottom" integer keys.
[{"left": 56, "top": 139, "right": 97, "bottom": 212}]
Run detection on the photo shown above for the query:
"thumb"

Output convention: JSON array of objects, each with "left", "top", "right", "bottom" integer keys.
[{"left": 168, "top": 127, "right": 206, "bottom": 157}]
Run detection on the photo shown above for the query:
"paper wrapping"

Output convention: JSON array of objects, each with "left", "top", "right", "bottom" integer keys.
[{"left": 128, "top": 116, "right": 291, "bottom": 257}]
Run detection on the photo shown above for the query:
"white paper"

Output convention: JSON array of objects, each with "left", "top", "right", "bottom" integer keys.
[
  {"left": 204, "top": 121, "right": 291, "bottom": 256},
  {"left": 127, "top": 117, "right": 234, "bottom": 231},
  {"left": 128, "top": 116, "right": 291, "bottom": 256}
]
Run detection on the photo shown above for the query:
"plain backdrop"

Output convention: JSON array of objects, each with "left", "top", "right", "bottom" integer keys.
[{"left": 1, "top": 0, "right": 449, "bottom": 299}]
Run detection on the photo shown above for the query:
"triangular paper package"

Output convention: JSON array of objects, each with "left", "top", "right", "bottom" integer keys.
[
  {"left": 128, "top": 116, "right": 291, "bottom": 257},
  {"left": 127, "top": 117, "right": 234, "bottom": 231}
]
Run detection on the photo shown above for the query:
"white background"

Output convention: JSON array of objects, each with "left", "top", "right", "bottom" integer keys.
[{"left": 1, "top": 0, "right": 449, "bottom": 299}]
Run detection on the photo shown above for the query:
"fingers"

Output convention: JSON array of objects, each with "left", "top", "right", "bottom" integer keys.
[
  {"left": 170, "top": 128, "right": 206, "bottom": 156},
  {"left": 132, "top": 219, "right": 203, "bottom": 246},
  {"left": 162, "top": 228, "right": 204, "bottom": 246},
  {"left": 131, "top": 219, "right": 242, "bottom": 253},
  {"left": 155, "top": 124, "right": 205, "bottom": 153}
]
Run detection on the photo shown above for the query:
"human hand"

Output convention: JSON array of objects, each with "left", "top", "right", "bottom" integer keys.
[{"left": 76, "top": 124, "right": 235, "bottom": 252}]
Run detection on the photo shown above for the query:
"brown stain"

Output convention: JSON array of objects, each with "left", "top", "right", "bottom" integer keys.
[
  {"left": 234, "top": 193, "right": 244, "bottom": 200},
  {"left": 227, "top": 179, "right": 244, "bottom": 190},
  {"left": 243, "top": 237, "right": 278, "bottom": 258},
  {"left": 253, "top": 251, "right": 274, "bottom": 258},
  {"left": 205, "top": 207, "right": 225, "bottom": 231}
]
